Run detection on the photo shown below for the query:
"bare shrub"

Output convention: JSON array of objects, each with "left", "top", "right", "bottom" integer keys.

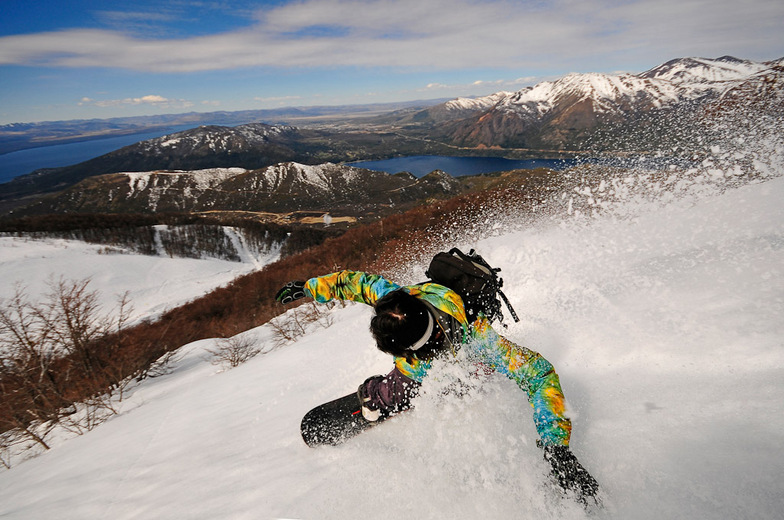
[
  {"left": 135, "top": 350, "right": 182, "bottom": 381},
  {"left": 0, "top": 427, "right": 51, "bottom": 468},
  {"left": 0, "top": 278, "right": 133, "bottom": 466},
  {"left": 207, "top": 334, "right": 262, "bottom": 368},
  {"left": 56, "top": 396, "right": 118, "bottom": 435},
  {"left": 0, "top": 436, "right": 10, "bottom": 469},
  {"left": 268, "top": 308, "right": 307, "bottom": 345},
  {"left": 269, "top": 301, "right": 339, "bottom": 349}
]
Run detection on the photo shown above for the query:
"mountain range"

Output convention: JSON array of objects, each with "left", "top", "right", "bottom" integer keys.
[
  {"left": 0, "top": 100, "right": 449, "bottom": 155},
  {"left": 1, "top": 55, "right": 781, "bottom": 217},
  {"left": 0, "top": 124, "right": 457, "bottom": 212},
  {"left": 12, "top": 162, "right": 482, "bottom": 221},
  {"left": 401, "top": 56, "right": 783, "bottom": 150}
]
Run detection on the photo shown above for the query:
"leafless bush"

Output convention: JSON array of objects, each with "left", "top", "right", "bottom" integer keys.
[
  {"left": 0, "top": 437, "right": 10, "bottom": 469},
  {"left": 135, "top": 350, "right": 182, "bottom": 381},
  {"left": 269, "top": 301, "right": 340, "bottom": 349},
  {"left": 207, "top": 334, "right": 262, "bottom": 368},
  {"left": 0, "top": 278, "right": 133, "bottom": 466},
  {"left": 56, "top": 396, "right": 118, "bottom": 435},
  {"left": 0, "top": 429, "right": 44, "bottom": 469}
]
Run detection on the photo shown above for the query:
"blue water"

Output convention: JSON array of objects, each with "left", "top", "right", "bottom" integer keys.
[
  {"left": 0, "top": 125, "right": 195, "bottom": 184},
  {"left": 1, "top": 134, "right": 577, "bottom": 186},
  {"left": 350, "top": 155, "right": 577, "bottom": 178}
]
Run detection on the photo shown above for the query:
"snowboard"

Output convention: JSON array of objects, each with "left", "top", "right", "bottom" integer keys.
[{"left": 301, "top": 392, "right": 385, "bottom": 447}]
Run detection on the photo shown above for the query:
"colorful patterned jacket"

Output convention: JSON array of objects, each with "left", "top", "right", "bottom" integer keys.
[{"left": 305, "top": 270, "right": 572, "bottom": 446}]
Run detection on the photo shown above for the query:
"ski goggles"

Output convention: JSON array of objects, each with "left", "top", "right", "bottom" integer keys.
[{"left": 407, "top": 311, "right": 434, "bottom": 351}]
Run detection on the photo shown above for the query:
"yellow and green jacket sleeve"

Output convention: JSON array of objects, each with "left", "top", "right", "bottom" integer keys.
[
  {"left": 468, "top": 319, "right": 572, "bottom": 446},
  {"left": 305, "top": 270, "right": 400, "bottom": 305}
]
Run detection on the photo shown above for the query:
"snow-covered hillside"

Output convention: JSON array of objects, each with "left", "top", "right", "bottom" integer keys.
[
  {"left": 462, "top": 55, "right": 777, "bottom": 119},
  {"left": 0, "top": 235, "right": 266, "bottom": 324},
  {"left": 140, "top": 123, "right": 296, "bottom": 155},
  {"left": 1, "top": 126, "right": 783, "bottom": 518},
  {"left": 444, "top": 91, "right": 514, "bottom": 112},
  {"left": 125, "top": 167, "right": 248, "bottom": 197},
  {"left": 639, "top": 55, "right": 771, "bottom": 85}
]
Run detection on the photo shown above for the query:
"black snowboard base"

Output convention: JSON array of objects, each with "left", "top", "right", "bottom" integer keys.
[{"left": 301, "top": 392, "right": 383, "bottom": 447}]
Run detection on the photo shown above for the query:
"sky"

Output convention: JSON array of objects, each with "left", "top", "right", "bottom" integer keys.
[{"left": 0, "top": 0, "right": 783, "bottom": 125}]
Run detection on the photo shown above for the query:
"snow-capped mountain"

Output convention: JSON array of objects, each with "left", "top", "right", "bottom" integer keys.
[
  {"left": 445, "top": 92, "right": 515, "bottom": 112},
  {"left": 138, "top": 123, "right": 297, "bottom": 156},
  {"left": 713, "top": 65, "right": 784, "bottom": 113},
  {"left": 433, "top": 56, "right": 782, "bottom": 150},
  {"left": 0, "top": 123, "right": 306, "bottom": 212},
  {"left": 0, "top": 121, "right": 459, "bottom": 214},
  {"left": 20, "top": 162, "right": 464, "bottom": 217},
  {"left": 639, "top": 55, "right": 772, "bottom": 85}
]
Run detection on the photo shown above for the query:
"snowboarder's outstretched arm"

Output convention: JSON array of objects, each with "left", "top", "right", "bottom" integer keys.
[
  {"left": 275, "top": 271, "right": 400, "bottom": 306},
  {"left": 306, "top": 270, "right": 400, "bottom": 305},
  {"left": 469, "top": 320, "right": 600, "bottom": 503},
  {"left": 469, "top": 318, "right": 572, "bottom": 447}
]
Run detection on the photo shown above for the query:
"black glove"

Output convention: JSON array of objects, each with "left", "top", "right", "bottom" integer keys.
[
  {"left": 275, "top": 281, "right": 307, "bottom": 304},
  {"left": 543, "top": 445, "right": 600, "bottom": 504}
]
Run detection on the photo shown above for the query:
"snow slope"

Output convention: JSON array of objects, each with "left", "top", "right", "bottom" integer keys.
[
  {"left": 0, "top": 236, "right": 261, "bottom": 324},
  {"left": 1, "top": 144, "right": 783, "bottom": 518}
]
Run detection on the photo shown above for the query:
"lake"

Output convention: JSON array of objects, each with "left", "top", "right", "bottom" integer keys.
[
  {"left": 0, "top": 126, "right": 195, "bottom": 184},
  {"left": 350, "top": 155, "right": 577, "bottom": 178},
  {"left": 1, "top": 133, "right": 579, "bottom": 186}
]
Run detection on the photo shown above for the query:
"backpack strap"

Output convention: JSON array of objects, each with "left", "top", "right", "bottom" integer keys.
[
  {"left": 497, "top": 288, "right": 520, "bottom": 323},
  {"left": 421, "top": 301, "right": 463, "bottom": 355}
]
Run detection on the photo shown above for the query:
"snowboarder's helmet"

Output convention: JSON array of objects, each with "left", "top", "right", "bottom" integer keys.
[{"left": 370, "top": 290, "right": 433, "bottom": 356}]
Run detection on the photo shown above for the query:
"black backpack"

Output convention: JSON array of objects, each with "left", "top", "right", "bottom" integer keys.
[{"left": 425, "top": 248, "right": 519, "bottom": 325}]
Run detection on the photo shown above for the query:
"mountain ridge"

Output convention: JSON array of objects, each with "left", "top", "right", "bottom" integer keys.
[
  {"left": 12, "top": 161, "right": 473, "bottom": 220},
  {"left": 425, "top": 56, "right": 781, "bottom": 150},
  {"left": 0, "top": 123, "right": 457, "bottom": 213},
  {"left": 0, "top": 99, "right": 451, "bottom": 155}
]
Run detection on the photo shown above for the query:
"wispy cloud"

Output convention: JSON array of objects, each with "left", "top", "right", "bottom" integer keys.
[
  {"left": 422, "top": 76, "right": 543, "bottom": 94},
  {"left": 94, "top": 10, "right": 180, "bottom": 37},
  {"left": 0, "top": 0, "right": 781, "bottom": 73},
  {"left": 78, "top": 95, "right": 194, "bottom": 108},
  {"left": 253, "top": 95, "right": 303, "bottom": 104}
]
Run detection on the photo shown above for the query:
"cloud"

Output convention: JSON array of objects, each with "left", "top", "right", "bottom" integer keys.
[
  {"left": 254, "top": 95, "right": 302, "bottom": 104},
  {"left": 423, "top": 76, "right": 543, "bottom": 95},
  {"left": 78, "top": 95, "right": 193, "bottom": 108},
  {"left": 0, "top": 0, "right": 781, "bottom": 73},
  {"left": 470, "top": 77, "right": 540, "bottom": 89},
  {"left": 93, "top": 10, "right": 180, "bottom": 38}
]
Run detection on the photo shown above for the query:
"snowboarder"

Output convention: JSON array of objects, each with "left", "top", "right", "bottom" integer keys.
[{"left": 276, "top": 269, "right": 599, "bottom": 503}]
